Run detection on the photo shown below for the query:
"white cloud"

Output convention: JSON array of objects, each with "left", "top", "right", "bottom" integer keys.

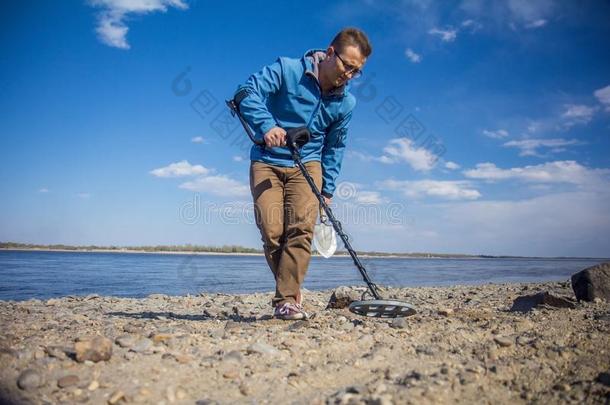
[
  {"left": 594, "top": 85, "right": 610, "bottom": 112},
  {"left": 150, "top": 160, "right": 209, "bottom": 178},
  {"left": 525, "top": 19, "right": 547, "bottom": 29},
  {"left": 405, "top": 48, "right": 422, "bottom": 63},
  {"left": 347, "top": 150, "right": 377, "bottom": 162},
  {"left": 430, "top": 190, "right": 610, "bottom": 257},
  {"left": 88, "top": 0, "right": 188, "bottom": 49},
  {"left": 502, "top": 138, "right": 579, "bottom": 157},
  {"left": 179, "top": 175, "right": 249, "bottom": 198},
  {"left": 507, "top": 0, "right": 554, "bottom": 28},
  {"left": 233, "top": 156, "right": 245, "bottom": 162},
  {"left": 38, "top": 188, "right": 49, "bottom": 193},
  {"left": 482, "top": 129, "right": 509, "bottom": 139},
  {"left": 463, "top": 160, "right": 610, "bottom": 190},
  {"left": 381, "top": 179, "right": 481, "bottom": 200},
  {"left": 460, "top": 0, "right": 555, "bottom": 31},
  {"left": 380, "top": 138, "right": 439, "bottom": 171},
  {"left": 561, "top": 104, "right": 596, "bottom": 127},
  {"left": 77, "top": 193, "right": 91, "bottom": 199},
  {"left": 445, "top": 161, "right": 460, "bottom": 170},
  {"left": 428, "top": 27, "right": 457, "bottom": 42},
  {"left": 354, "top": 191, "right": 385, "bottom": 205},
  {"left": 191, "top": 136, "right": 204, "bottom": 144}
]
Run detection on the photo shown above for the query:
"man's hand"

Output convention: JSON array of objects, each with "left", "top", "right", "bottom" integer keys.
[
  {"left": 264, "top": 127, "right": 287, "bottom": 148},
  {"left": 323, "top": 196, "right": 332, "bottom": 206}
]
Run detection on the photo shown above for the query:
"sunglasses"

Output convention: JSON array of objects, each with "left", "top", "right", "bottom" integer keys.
[{"left": 335, "top": 52, "right": 363, "bottom": 79}]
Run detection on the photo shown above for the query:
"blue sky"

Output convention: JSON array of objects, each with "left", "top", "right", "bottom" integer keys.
[{"left": 1, "top": 0, "right": 609, "bottom": 257}]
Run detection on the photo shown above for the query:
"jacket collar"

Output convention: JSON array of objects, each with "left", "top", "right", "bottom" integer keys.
[{"left": 303, "top": 48, "right": 346, "bottom": 99}]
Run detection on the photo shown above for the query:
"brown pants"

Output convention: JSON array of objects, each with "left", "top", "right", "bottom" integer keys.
[{"left": 250, "top": 160, "right": 322, "bottom": 306}]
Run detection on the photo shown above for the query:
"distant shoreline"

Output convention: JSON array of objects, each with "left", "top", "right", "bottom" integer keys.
[{"left": 0, "top": 247, "right": 607, "bottom": 261}]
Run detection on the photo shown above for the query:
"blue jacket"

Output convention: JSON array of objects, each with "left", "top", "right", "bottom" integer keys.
[{"left": 235, "top": 49, "right": 356, "bottom": 198}]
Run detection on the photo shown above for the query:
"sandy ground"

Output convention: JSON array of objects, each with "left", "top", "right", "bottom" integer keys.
[{"left": 1, "top": 281, "right": 609, "bottom": 404}]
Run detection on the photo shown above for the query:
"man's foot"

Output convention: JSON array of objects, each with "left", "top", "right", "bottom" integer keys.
[{"left": 274, "top": 302, "right": 308, "bottom": 320}]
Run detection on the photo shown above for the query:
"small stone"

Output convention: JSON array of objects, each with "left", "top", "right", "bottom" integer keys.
[
  {"left": 494, "top": 336, "right": 514, "bottom": 348},
  {"left": 174, "top": 353, "right": 192, "bottom": 364},
  {"left": 123, "top": 324, "right": 141, "bottom": 333},
  {"left": 130, "top": 338, "right": 153, "bottom": 353},
  {"left": 223, "top": 350, "right": 244, "bottom": 363},
  {"left": 17, "top": 369, "right": 43, "bottom": 390},
  {"left": 390, "top": 317, "right": 408, "bottom": 329},
  {"left": 46, "top": 345, "right": 68, "bottom": 359},
  {"left": 115, "top": 335, "right": 136, "bottom": 348},
  {"left": 438, "top": 308, "right": 453, "bottom": 316},
  {"left": 553, "top": 383, "right": 571, "bottom": 392},
  {"left": 108, "top": 390, "right": 125, "bottom": 404},
  {"left": 239, "top": 383, "right": 251, "bottom": 396},
  {"left": 247, "top": 342, "right": 280, "bottom": 356},
  {"left": 341, "top": 322, "right": 355, "bottom": 331},
  {"left": 327, "top": 286, "right": 361, "bottom": 309},
  {"left": 152, "top": 333, "right": 174, "bottom": 344},
  {"left": 57, "top": 374, "right": 79, "bottom": 388},
  {"left": 223, "top": 370, "right": 239, "bottom": 379},
  {"left": 176, "top": 387, "right": 187, "bottom": 400},
  {"left": 74, "top": 335, "right": 113, "bottom": 362},
  {"left": 34, "top": 349, "right": 45, "bottom": 359},
  {"left": 166, "top": 386, "right": 176, "bottom": 403},
  {"left": 88, "top": 380, "right": 99, "bottom": 391}
]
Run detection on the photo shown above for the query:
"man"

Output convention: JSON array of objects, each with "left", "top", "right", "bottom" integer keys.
[{"left": 234, "top": 28, "right": 371, "bottom": 320}]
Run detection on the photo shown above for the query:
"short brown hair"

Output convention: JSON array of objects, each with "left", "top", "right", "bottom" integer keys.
[{"left": 331, "top": 27, "right": 372, "bottom": 58}]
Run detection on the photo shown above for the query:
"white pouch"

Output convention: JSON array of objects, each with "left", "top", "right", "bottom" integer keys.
[{"left": 312, "top": 212, "right": 337, "bottom": 258}]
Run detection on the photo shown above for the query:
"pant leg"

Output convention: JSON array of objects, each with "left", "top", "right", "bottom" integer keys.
[
  {"left": 249, "top": 162, "right": 285, "bottom": 286},
  {"left": 274, "top": 161, "right": 322, "bottom": 306}
]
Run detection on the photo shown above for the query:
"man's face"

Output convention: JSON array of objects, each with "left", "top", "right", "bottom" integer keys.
[{"left": 323, "top": 45, "right": 366, "bottom": 88}]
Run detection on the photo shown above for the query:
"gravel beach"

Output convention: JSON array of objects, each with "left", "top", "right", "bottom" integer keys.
[{"left": 1, "top": 281, "right": 609, "bottom": 404}]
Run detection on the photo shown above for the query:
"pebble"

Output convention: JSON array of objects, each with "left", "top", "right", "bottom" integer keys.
[
  {"left": 123, "top": 324, "right": 142, "bottom": 333},
  {"left": 115, "top": 335, "right": 137, "bottom": 348},
  {"left": 152, "top": 333, "right": 175, "bottom": 344},
  {"left": 223, "top": 370, "right": 239, "bottom": 379},
  {"left": 166, "top": 386, "right": 176, "bottom": 402},
  {"left": 493, "top": 336, "right": 514, "bottom": 348},
  {"left": 130, "top": 338, "right": 153, "bottom": 353},
  {"left": 247, "top": 342, "right": 280, "bottom": 356},
  {"left": 46, "top": 345, "right": 68, "bottom": 359},
  {"left": 75, "top": 335, "right": 113, "bottom": 362},
  {"left": 57, "top": 374, "right": 79, "bottom": 388},
  {"left": 438, "top": 308, "right": 454, "bottom": 316},
  {"left": 390, "top": 317, "right": 408, "bottom": 329},
  {"left": 17, "top": 369, "right": 43, "bottom": 390},
  {"left": 108, "top": 390, "right": 125, "bottom": 404},
  {"left": 176, "top": 386, "right": 187, "bottom": 400},
  {"left": 88, "top": 380, "right": 99, "bottom": 391},
  {"left": 223, "top": 350, "right": 244, "bottom": 363}
]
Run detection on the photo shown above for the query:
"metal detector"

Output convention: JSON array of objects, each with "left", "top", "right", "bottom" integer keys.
[{"left": 227, "top": 98, "right": 416, "bottom": 318}]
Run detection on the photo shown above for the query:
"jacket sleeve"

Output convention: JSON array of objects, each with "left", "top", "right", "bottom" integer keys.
[
  {"left": 234, "top": 58, "right": 283, "bottom": 141},
  {"left": 321, "top": 110, "right": 352, "bottom": 198}
]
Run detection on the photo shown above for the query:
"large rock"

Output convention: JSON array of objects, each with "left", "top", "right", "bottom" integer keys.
[
  {"left": 510, "top": 292, "right": 575, "bottom": 312},
  {"left": 571, "top": 262, "right": 610, "bottom": 302},
  {"left": 327, "top": 286, "right": 362, "bottom": 309},
  {"left": 74, "top": 335, "right": 113, "bottom": 362}
]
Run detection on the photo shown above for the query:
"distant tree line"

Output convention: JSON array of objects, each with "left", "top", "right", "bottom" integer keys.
[{"left": 0, "top": 242, "right": 262, "bottom": 254}]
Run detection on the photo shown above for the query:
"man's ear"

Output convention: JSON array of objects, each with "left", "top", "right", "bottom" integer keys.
[{"left": 326, "top": 46, "right": 334, "bottom": 57}]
